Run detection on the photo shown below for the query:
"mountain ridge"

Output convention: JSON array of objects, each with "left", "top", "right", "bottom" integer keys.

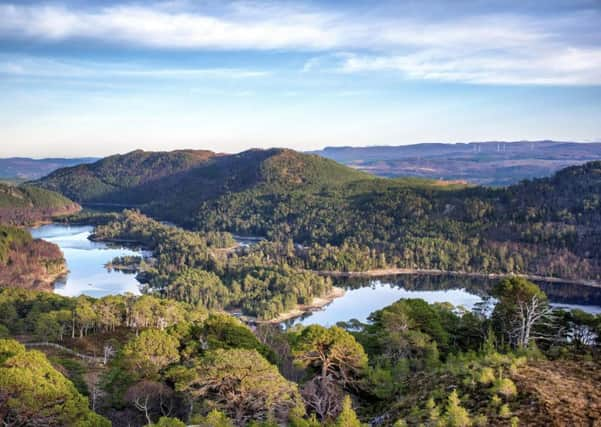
[
  {"left": 311, "top": 140, "right": 601, "bottom": 185},
  {"left": 33, "top": 148, "right": 374, "bottom": 211}
]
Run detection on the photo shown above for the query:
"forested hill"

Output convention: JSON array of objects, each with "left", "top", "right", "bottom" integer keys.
[
  {"left": 34, "top": 148, "right": 601, "bottom": 281},
  {"left": 33, "top": 149, "right": 219, "bottom": 203},
  {"left": 34, "top": 148, "right": 375, "bottom": 217},
  {"left": 0, "top": 183, "right": 80, "bottom": 225}
]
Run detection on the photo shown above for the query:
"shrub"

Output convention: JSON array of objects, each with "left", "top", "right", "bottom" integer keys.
[
  {"left": 478, "top": 367, "right": 495, "bottom": 385},
  {"left": 499, "top": 404, "right": 512, "bottom": 418},
  {"left": 473, "top": 414, "right": 488, "bottom": 426},
  {"left": 494, "top": 378, "right": 517, "bottom": 399}
]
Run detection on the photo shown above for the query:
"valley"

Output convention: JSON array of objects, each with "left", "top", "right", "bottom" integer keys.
[
  {"left": 2, "top": 1, "right": 600, "bottom": 424},
  {"left": 2, "top": 148, "right": 601, "bottom": 426}
]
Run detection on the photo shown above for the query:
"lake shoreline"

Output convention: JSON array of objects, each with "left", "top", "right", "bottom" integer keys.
[
  {"left": 30, "top": 223, "right": 145, "bottom": 297},
  {"left": 34, "top": 264, "right": 69, "bottom": 293},
  {"left": 238, "top": 286, "right": 346, "bottom": 324},
  {"left": 312, "top": 268, "right": 601, "bottom": 289}
]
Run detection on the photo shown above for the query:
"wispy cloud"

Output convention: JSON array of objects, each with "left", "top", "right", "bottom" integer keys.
[
  {"left": 0, "top": 56, "right": 270, "bottom": 80},
  {"left": 0, "top": 3, "right": 341, "bottom": 50},
  {"left": 339, "top": 46, "right": 601, "bottom": 86},
  {"left": 0, "top": 2, "right": 600, "bottom": 85}
]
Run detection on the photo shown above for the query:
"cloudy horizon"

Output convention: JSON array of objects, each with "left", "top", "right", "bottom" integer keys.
[{"left": 1, "top": 0, "right": 600, "bottom": 157}]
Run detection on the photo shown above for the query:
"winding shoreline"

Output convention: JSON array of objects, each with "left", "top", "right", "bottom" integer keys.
[{"left": 311, "top": 268, "right": 601, "bottom": 289}]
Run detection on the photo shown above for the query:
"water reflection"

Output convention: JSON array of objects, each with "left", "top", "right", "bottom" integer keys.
[
  {"left": 31, "top": 224, "right": 145, "bottom": 298},
  {"left": 287, "top": 274, "right": 601, "bottom": 327}
]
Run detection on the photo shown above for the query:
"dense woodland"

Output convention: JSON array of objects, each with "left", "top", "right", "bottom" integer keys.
[
  {"left": 93, "top": 210, "right": 333, "bottom": 320},
  {"left": 36, "top": 150, "right": 601, "bottom": 281},
  {"left": 0, "top": 278, "right": 600, "bottom": 426},
  {"left": 1, "top": 149, "right": 600, "bottom": 425},
  {"left": 194, "top": 159, "right": 601, "bottom": 281}
]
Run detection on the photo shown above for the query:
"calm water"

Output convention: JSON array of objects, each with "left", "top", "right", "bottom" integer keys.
[
  {"left": 30, "top": 224, "right": 145, "bottom": 297},
  {"left": 290, "top": 281, "right": 483, "bottom": 327},
  {"left": 32, "top": 224, "right": 601, "bottom": 323},
  {"left": 289, "top": 275, "right": 601, "bottom": 327}
]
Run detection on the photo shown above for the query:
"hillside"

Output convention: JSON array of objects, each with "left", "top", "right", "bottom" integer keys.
[
  {"left": 312, "top": 141, "right": 601, "bottom": 185},
  {"left": 35, "top": 148, "right": 375, "bottom": 219},
  {"left": 0, "top": 183, "right": 80, "bottom": 225},
  {"left": 0, "top": 157, "right": 97, "bottom": 180},
  {"left": 34, "top": 149, "right": 219, "bottom": 204},
  {"left": 512, "top": 360, "right": 601, "bottom": 426},
  {"left": 35, "top": 149, "right": 601, "bottom": 282},
  {"left": 0, "top": 224, "right": 66, "bottom": 291}
]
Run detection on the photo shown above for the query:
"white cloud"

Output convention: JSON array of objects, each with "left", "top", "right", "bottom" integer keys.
[
  {"left": 0, "top": 3, "right": 342, "bottom": 50},
  {"left": 340, "top": 45, "right": 601, "bottom": 86},
  {"left": 0, "top": 2, "right": 600, "bottom": 85}
]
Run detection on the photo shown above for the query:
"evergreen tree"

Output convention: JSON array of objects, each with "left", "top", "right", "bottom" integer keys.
[
  {"left": 335, "top": 396, "right": 362, "bottom": 427},
  {"left": 444, "top": 390, "right": 471, "bottom": 427}
]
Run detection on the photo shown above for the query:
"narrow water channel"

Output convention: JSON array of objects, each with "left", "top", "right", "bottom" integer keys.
[{"left": 32, "top": 224, "right": 601, "bottom": 327}]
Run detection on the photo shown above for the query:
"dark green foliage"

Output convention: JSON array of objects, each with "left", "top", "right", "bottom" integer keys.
[
  {"left": 35, "top": 148, "right": 601, "bottom": 281},
  {"left": 0, "top": 224, "right": 31, "bottom": 265},
  {"left": 195, "top": 162, "right": 601, "bottom": 281},
  {"left": 492, "top": 278, "right": 551, "bottom": 348},
  {"left": 49, "top": 357, "right": 90, "bottom": 396},
  {"left": 94, "top": 210, "right": 332, "bottom": 320},
  {"left": 358, "top": 299, "right": 485, "bottom": 369},
  {"left": 1, "top": 284, "right": 600, "bottom": 426},
  {"left": 0, "top": 288, "right": 197, "bottom": 339},
  {"left": 200, "top": 314, "right": 276, "bottom": 362},
  {"left": 165, "top": 269, "right": 229, "bottom": 308},
  {"left": 150, "top": 417, "right": 187, "bottom": 427},
  {"left": 0, "top": 183, "right": 75, "bottom": 210},
  {"left": 171, "top": 348, "right": 304, "bottom": 425},
  {"left": 34, "top": 149, "right": 217, "bottom": 204},
  {"left": 0, "top": 339, "right": 111, "bottom": 426},
  {"left": 121, "top": 329, "right": 180, "bottom": 379}
]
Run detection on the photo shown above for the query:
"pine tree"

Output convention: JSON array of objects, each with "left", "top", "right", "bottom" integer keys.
[
  {"left": 444, "top": 390, "right": 471, "bottom": 427},
  {"left": 335, "top": 396, "right": 362, "bottom": 427}
]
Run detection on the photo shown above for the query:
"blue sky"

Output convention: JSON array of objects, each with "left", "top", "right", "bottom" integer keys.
[{"left": 0, "top": 0, "right": 600, "bottom": 157}]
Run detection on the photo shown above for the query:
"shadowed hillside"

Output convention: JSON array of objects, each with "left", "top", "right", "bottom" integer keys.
[
  {"left": 34, "top": 149, "right": 601, "bottom": 282},
  {"left": 34, "top": 149, "right": 218, "bottom": 203},
  {"left": 34, "top": 148, "right": 375, "bottom": 219}
]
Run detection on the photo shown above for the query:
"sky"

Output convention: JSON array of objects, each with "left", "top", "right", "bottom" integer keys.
[{"left": 0, "top": 0, "right": 600, "bottom": 157}]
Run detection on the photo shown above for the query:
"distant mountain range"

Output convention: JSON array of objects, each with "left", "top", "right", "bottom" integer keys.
[
  {"left": 3, "top": 141, "right": 601, "bottom": 186},
  {"left": 311, "top": 140, "right": 601, "bottom": 185},
  {"left": 0, "top": 157, "right": 98, "bottom": 181}
]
